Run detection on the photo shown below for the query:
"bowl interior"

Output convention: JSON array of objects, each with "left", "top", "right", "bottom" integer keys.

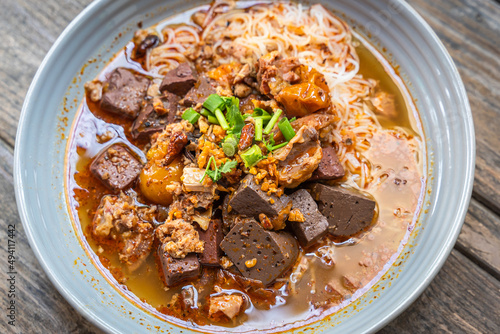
[{"left": 14, "top": 0, "right": 474, "bottom": 333}]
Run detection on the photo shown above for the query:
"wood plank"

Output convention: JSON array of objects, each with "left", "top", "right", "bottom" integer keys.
[
  {"left": 1, "top": 0, "right": 499, "bottom": 332},
  {"left": 0, "top": 139, "right": 103, "bottom": 333},
  {"left": 380, "top": 250, "right": 500, "bottom": 333},
  {"left": 408, "top": 0, "right": 500, "bottom": 214},
  {"left": 0, "top": 0, "right": 92, "bottom": 148},
  {"left": 457, "top": 198, "right": 500, "bottom": 280}
]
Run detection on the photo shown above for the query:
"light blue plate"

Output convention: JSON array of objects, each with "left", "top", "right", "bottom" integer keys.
[{"left": 14, "top": 0, "right": 474, "bottom": 333}]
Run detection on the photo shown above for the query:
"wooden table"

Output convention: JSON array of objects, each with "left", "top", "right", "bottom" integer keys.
[{"left": 1, "top": 0, "right": 499, "bottom": 333}]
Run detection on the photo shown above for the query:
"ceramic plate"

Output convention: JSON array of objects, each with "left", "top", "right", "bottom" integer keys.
[{"left": 14, "top": 0, "right": 474, "bottom": 333}]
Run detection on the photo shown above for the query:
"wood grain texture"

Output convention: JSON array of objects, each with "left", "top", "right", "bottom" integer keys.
[
  {"left": 0, "top": 0, "right": 92, "bottom": 148},
  {"left": 381, "top": 250, "right": 500, "bottom": 334},
  {"left": 457, "top": 199, "right": 500, "bottom": 280},
  {"left": 0, "top": 0, "right": 498, "bottom": 333}
]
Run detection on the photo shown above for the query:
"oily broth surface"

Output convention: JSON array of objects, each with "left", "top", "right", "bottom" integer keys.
[{"left": 66, "top": 6, "right": 424, "bottom": 330}]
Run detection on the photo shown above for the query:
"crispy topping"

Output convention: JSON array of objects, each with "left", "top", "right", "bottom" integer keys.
[
  {"left": 289, "top": 208, "right": 305, "bottom": 222},
  {"left": 245, "top": 258, "right": 257, "bottom": 268}
]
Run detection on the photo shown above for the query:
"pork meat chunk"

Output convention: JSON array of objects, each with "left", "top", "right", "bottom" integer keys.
[
  {"left": 209, "top": 294, "right": 244, "bottom": 319},
  {"left": 274, "top": 126, "right": 323, "bottom": 188},
  {"left": 92, "top": 193, "right": 156, "bottom": 271},
  {"left": 131, "top": 93, "right": 180, "bottom": 139},
  {"left": 155, "top": 219, "right": 204, "bottom": 259}
]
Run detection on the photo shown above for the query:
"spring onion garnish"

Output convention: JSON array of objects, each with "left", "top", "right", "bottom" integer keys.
[
  {"left": 240, "top": 144, "right": 263, "bottom": 168},
  {"left": 200, "top": 108, "right": 214, "bottom": 118},
  {"left": 255, "top": 117, "right": 263, "bottom": 141},
  {"left": 214, "top": 108, "right": 229, "bottom": 130},
  {"left": 244, "top": 108, "right": 272, "bottom": 122},
  {"left": 222, "top": 142, "right": 236, "bottom": 157},
  {"left": 263, "top": 133, "right": 288, "bottom": 153},
  {"left": 206, "top": 114, "right": 219, "bottom": 125},
  {"left": 278, "top": 117, "right": 296, "bottom": 141},
  {"left": 263, "top": 109, "right": 282, "bottom": 134},
  {"left": 181, "top": 108, "right": 201, "bottom": 124},
  {"left": 200, "top": 108, "right": 220, "bottom": 124},
  {"left": 222, "top": 135, "right": 239, "bottom": 157},
  {"left": 203, "top": 94, "right": 225, "bottom": 113},
  {"left": 270, "top": 141, "right": 289, "bottom": 151}
]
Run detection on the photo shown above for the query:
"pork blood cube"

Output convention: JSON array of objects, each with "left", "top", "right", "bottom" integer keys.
[
  {"left": 229, "top": 174, "right": 291, "bottom": 218},
  {"left": 158, "top": 250, "right": 201, "bottom": 287},
  {"left": 220, "top": 219, "right": 298, "bottom": 286},
  {"left": 288, "top": 189, "right": 328, "bottom": 248},
  {"left": 160, "top": 62, "right": 197, "bottom": 96},
  {"left": 197, "top": 219, "right": 224, "bottom": 266},
  {"left": 309, "top": 183, "right": 376, "bottom": 238},
  {"left": 100, "top": 68, "right": 149, "bottom": 118},
  {"left": 90, "top": 144, "right": 142, "bottom": 191},
  {"left": 310, "top": 145, "right": 345, "bottom": 181}
]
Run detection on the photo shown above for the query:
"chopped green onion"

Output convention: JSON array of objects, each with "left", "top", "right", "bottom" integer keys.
[
  {"left": 289, "top": 117, "right": 297, "bottom": 123},
  {"left": 203, "top": 94, "right": 225, "bottom": 113},
  {"left": 240, "top": 144, "right": 263, "bottom": 168},
  {"left": 222, "top": 142, "right": 236, "bottom": 157},
  {"left": 206, "top": 114, "right": 219, "bottom": 125},
  {"left": 252, "top": 115, "right": 272, "bottom": 122},
  {"left": 225, "top": 134, "right": 239, "bottom": 146},
  {"left": 200, "top": 108, "right": 214, "bottom": 118},
  {"left": 271, "top": 141, "right": 289, "bottom": 151},
  {"left": 181, "top": 108, "right": 200, "bottom": 124},
  {"left": 255, "top": 118, "right": 263, "bottom": 141},
  {"left": 264, "top": 109, "right": 282, "bottom": 134},
  {"left": 214, "top": 108, "right": 229, "bottom": 130},
  {"left": 201, "top": 109, "right": 219, "bottom": 124},
  {"left": 278, "top": 117, "right": 296, "bottom": 141},
  {"left": 223, "top": 134, "right": 239, "bottom": 156}
]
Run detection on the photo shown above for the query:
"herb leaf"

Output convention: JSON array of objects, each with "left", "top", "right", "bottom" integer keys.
[
  {"left": 264, "top": 133, "right": 276, "bottom": 151},
  {"left": 220, "top": 160, "right": 238, "bottom": 174},
  {"left": 200, "top": 157, "right": 238, "bottom": 183},
  {"left": 226, "top": 105, "right": 245, "bottom": 135}
]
